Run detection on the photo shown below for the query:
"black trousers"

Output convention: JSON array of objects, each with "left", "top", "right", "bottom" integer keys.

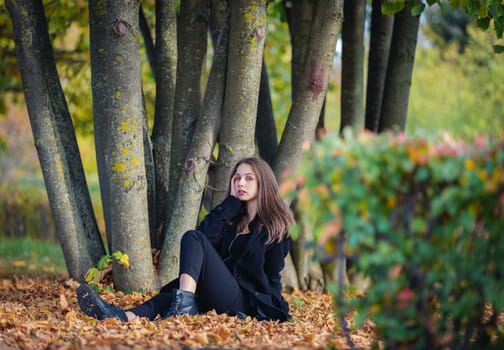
[{"left": 128, "top": 230, "right": 252, "bottom": 320}]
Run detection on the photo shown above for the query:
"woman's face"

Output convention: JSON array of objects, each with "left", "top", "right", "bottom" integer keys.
[{"left": 231, "top": 163, "right": 258, "bottom": 203}]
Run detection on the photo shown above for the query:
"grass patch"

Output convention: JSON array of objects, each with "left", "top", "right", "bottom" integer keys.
[{"left": 0, "top": 236, "right": 67, "bottom": 278}]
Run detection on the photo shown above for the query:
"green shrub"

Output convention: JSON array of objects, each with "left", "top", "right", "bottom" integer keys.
[{"left": 289, "top": 130, "right": 504, "bottom": 349}]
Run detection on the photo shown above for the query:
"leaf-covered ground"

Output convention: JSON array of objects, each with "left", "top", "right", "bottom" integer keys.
[{"left": 0, "top": 275, "right": 376, "bottom": 349}]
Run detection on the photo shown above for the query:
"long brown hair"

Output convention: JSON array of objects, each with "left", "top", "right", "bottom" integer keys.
[{"left": 228, "top": 157, "right": 294, "bottom": 244}]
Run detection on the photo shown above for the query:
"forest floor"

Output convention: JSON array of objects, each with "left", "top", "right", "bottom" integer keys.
[{"left": 0, "top": 274, "right": 376, "bottom": 349}]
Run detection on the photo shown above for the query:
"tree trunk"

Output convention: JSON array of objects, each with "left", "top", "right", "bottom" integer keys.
[
  {"left": 340, "top": 0, "right": 366, "bottom": 132},
  {"left": 166, "top": 0, "right": 208, "bottom": 230},
  {"left": 284, "top": 0, "right": 326, "bottom": 291},
  {"left": 255, "top": 60, "right": 278, "bottom": 166},
  {"left": 139, "top": 5, "right": 156, "bottom": 79},
  {"left": 89, "top": 0, "right": 157, "bottom": 291},
  {"left": 6, "top": 0, "right": 105, "bottom": 281},
  {"left": 285, "top": 0, "right": 314, "bottom": 100},
  {"left": 151, "top": 0, "right": 177, "bottom": 245},
  {"left": 291, "top": 202, "right": 324, "bottom": 291},
  {"left": 209, "top": 0, "right": 228, "bottom": 44},
  {"left": 274, "top": 0, "right": 342, "bottom": 186},
  {"left": 158, "top": 12, "right": 230, "bottom": 284},
  {"left": 365, "top": 0, "right": 394, "bottom": 132},
  {"left": 211, "top": 0, "right": 268, "bottom": 207},
  {"left": 378, "top": 9, "right": 420, "bottom": 132},
  {"left": 142, "top": 95, "right": 157, "bottom": 248},
  {"left": 274, "top": 0, "right": 343, "bottom": 291}
]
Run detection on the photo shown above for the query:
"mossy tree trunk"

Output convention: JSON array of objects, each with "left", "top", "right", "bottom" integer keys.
[
  {"left": 211, "top": 0, "right": 268, "bottom": 207},
  {"left": 151, "top": 0, "right": 178, "bottom": 244},
  {"left": 165, "top": 0, "right": 208, "bottom": 229},
  {"left": 283, "top": 0, "right": 325, "bottom": 291},
  {"left": 158, "top": 10, "right": 231, "bottom": 284},
  {"left": 273, "top": 0, "right": 343, "bottom": 181},
  {"left": 274, "top": 0, "right": 343, "bottom": 290},
  {"left": 6, "top": 0, "right": 105, "bottom": 281},
  {"left": 89, "top": 0, "right": 157, "bottom": 291}
]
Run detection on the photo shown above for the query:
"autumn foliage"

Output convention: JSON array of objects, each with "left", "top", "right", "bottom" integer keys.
[{"left": 288, "top": 131, "right": 504, "bottom": 349}]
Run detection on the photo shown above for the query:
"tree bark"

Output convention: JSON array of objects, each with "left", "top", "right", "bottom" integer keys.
[
  {"left": 139, "top": 5, "right": 156, "bottom": 79},
  {"left": 158, "top": 13, "right": 230, "bottom": 284},
  {"left": 166, "top": 0, "right": 208, "bottom": 229},
  {"left": 365, "top": 0, "right": 394, "bottom": 132},
  {"left": 6, "top": 0, "right": 105, "bottom": 281},
  {"left": 340, "top": 0, "right": 366, "bottom": 132},
  {"left": 378, "top": 9, "right": 420, "bottom": 132},
  {"left": 209, "top": 0, "right": 228, "bottom": 45},
  {"left": 274, "top": 0, "right": 342, "bottom": 186},
  {"left": 275, "top": 0, "right": 343, "bottom": 291},
  {"left": 211, "top": 0, "right": 268, "bottom": 207},
  {"left": 142, "top": 94, "right": 157, "bottom": 248},
  {"left": 284, "top": 0, "right": 326, "bottom": 291},
  {"left": 151, "top": 0, "right": 177, "bottom": 245},
  {"left": 255, "top": 60, "right": 278, "bottom": 166},
  {"left": 89, "top": 0, "right": 157, "bottom": 291},
  {"left": 285, "top": 0, "right": 314, "bottom": 100}
]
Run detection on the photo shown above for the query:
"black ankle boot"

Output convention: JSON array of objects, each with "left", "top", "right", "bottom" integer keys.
[
  {"left": 77, "top": 283, "right": 128, "bottom": 322},
  {"left": 161, "top": 289, "right": 199, "bottom": 319}
]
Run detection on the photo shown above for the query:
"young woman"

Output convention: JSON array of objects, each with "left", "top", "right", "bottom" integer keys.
[{"left": 77, "top": 157, "right": 294, "bottom": 322}]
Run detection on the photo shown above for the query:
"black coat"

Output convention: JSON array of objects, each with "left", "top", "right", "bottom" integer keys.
[{"left": 198, "top": 196, "right": 291, "bottom": 322}]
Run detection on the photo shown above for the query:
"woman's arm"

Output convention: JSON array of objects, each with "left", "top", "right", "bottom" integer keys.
[
  {"left": 196, "top": 196, "right": 242, "bottom": 245},
  {"left": 264, "top": 237, "right": 291, "bottom": 297}
]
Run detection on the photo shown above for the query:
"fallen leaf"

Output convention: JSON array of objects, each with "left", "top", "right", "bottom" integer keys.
[{"left": 59, "top": 293, "right": 69, "bottom": 309}]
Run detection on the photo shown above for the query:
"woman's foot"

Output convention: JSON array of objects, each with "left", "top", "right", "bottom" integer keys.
[
  {"left": 161, "top": 289, "right": 199, "bottom": 319},
  {"left": 77, "top": 283, "right": 128, "bottom": 322}
]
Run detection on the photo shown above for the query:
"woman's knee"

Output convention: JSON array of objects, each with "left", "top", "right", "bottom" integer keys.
[{"left": 181, "top": 229, "right": 204, "bottom": 246}]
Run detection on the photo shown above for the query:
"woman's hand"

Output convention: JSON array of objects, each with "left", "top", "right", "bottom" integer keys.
[{"left": 230, "top": 175, "right": 238, "bottom": 198}]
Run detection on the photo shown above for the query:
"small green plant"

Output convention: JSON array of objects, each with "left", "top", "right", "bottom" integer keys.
[{"left": 85, "top": 251, "right": 130, "bottom": 290}]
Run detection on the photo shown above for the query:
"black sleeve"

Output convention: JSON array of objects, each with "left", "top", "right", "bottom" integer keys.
[
  {"left": 264, "top": 237, "right": 290, "bottom": 298},
  {"left": 196, "top": 196, "right": 242, "bottom": 245}
]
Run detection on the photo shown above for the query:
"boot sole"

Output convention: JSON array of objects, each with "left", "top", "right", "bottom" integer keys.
[{"left": 77, "top": 283, "right": 105, "bottom": 320}]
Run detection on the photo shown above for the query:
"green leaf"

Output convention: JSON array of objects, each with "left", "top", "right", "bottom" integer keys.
[
  {"left": 410, "top": 217, "right": 427, "bottom": 233},
  {"left": 465, "top": 0, "right": 481, "bottom": 16},
  {"left": 354, "top": 309, "right": 369, "bottom": 328},
  {"left": 415, "top": 166, "right": 430, "bottom": 182},
  {"left": 493, "top": 45, "right": 504, "bottom": 53},
  {"left": 476, "top": 17, "right": 490, "bottom": 31},
  {"left": 97, "top": 255, "right": 112, "bottom": 270},
  {"left": 409, "top": 1, "right": 426, "bottom": 16},
  {"left": 382, "top": 1, "right": 405, "bottom": 15}
]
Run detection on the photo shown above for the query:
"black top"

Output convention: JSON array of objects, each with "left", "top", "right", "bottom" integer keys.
[{"left": 224, "top": 233, "right": 252, "bottom": 272}]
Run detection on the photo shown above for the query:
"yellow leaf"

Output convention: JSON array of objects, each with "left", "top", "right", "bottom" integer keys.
[{"left": 85, "top": 268, "right": 98, "bottom": 283}]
